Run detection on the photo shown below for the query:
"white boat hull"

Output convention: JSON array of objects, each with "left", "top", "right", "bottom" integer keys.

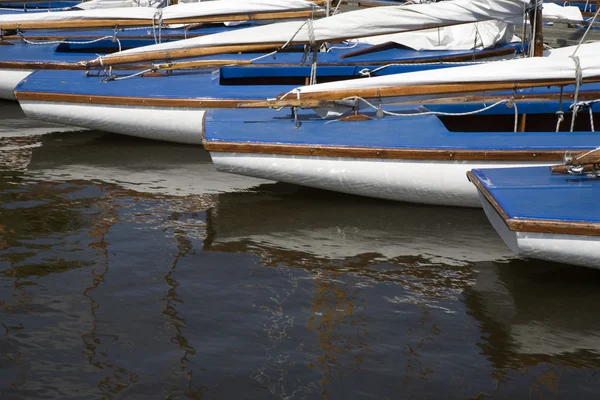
[
  {"left": 19, "top": 100, "right": 206, "bottom": 144},
  {"left": 478, "top": 189, "right": 600, "bottom": 269},
  {"left": 210, "top": 152, "right": 551, "bottom": 207},
  {"left": 0, "top": 69, "right": 33, "bottom": 101}
]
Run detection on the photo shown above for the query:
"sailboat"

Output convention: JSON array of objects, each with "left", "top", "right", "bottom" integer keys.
[
  {"left": 199, "top": 40, "right": 600, "bottom": 207},
  {"left": 0, "top": 0, "right": 326, "bottom": 99},
  {"left": 468, "top": 149, "right": 600, "bottom": 269},
  {"left": 14, "top": 0, "right": 545, "bottom": 141}
]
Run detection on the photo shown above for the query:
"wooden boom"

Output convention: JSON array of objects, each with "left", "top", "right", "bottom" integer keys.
[
  {"left": 238, "top": 77, "right": 600, "bottom": 108},
  {"left": 0, "top": 9, "right": 325, "bottom": 30},
  {"left": 550, "top": 148, "right": 600, "bottom": 174}
]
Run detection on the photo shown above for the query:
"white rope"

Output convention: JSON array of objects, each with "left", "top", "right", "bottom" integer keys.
[
  {"left": 574, "top": 146, "right": 600, "bottom": 161},
  {"left": 17, "top": 33, "right": 121, "bottom": 51},
  {"left": 336, "top": 96, "right": 518, "bottom": 131},
  {"left": 104, "top": 68, "right": 153, "bottom": 81},
  {"left": 573, "top": 6, "right": 600, "bottom": 56},
  {"left": 326, "top": 39, "right": 359, "bottom": 52},
  {"left": 249, "top": 18, "right": 311, "bottom": 63},
  {"left": 357, "top": 60, "right": 493, "bottom": 77},
  {"left": 152, "top": 8, "right": 163, "bottom": 44},
  {"left": 331, "top": 0, "right": 342, "bottom": 15},
  {"left": 307, "top": 18, "right": 317, "bottom": 85},
  {"left": 569, "top": 55, "right": 583, "bottom": 132}
]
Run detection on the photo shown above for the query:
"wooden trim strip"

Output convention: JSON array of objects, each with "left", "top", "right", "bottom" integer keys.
[
  {"left": 466, "top": 170, "right": 511, "bottom": 220},
  {"left": 0, "top": 9, "right": 325, "bottom": 30},
  {"left": 0, "top": 61, "right": 154, "bottom": 70},
  {"left": 254, "top": 77, "right": 600, "bottom": 108},
  {"left": 203, "top": 141, "right": 570, "bottom": 161},
  {"left": 15, "top": 91, "right": 263, "bottom": 108},
  {"left": 467, "top": 171, "right": 600, "bottom": 236},
  {"left": 17, "top": 89, "right": 600, "bottom": 109}
]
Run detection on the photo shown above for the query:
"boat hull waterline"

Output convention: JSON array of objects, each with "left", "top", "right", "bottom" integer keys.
[
  {"left": 208, "top": 152, "right": 551, "bottom": 208},
  {"left": 20, "top": 101, "right": 206, "bottom": 144},
  {"left": 478, "top": 189, "right": 600, "bottom": 268}
]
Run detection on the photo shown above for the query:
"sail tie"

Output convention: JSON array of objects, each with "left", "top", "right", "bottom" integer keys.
[
  {"left": 152, "top": 8, "right": 163, "bottom": 44},
  {"left": 569, "top": 55, "right": 583, "bottom": 132}
]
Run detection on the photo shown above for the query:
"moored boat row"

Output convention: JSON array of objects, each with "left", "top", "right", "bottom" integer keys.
[{"left": 3, "top": 0, "right": 599, "bottom": 270}]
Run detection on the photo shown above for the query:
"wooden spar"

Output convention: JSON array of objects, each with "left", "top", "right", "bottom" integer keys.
[
  {"left": 0, "top": 9, "right": 325, "bottom": 31},
  {"left": 550, "top": 148, "right": 600, "bottom": 173},
  {"left": 147, "top": 46, "right": 517, "bottom": 72},
  {"left": 530, "top": 0, "right": 544, "bottom": 57},
  {"left": 85, "top": 43, "right": 295, "bottom": 67},
  {"left": 238, "top": 77, "right": 600, "bottom": 108},
  {"left": 153, "top": 59, "right": 253, "bottom": 70}
]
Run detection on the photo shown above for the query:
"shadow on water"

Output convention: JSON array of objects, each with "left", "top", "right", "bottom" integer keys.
[{"left": 1, "top": 126, "right": 600, "bottom": 398}]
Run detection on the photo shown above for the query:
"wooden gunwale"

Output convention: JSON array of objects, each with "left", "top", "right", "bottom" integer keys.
[
  {"left": 1, "top": 33, "right": 207, "bottom": 41},
  {"left": 0, "top": 9, "right": 325, "bottom": 30},
  {"left": 203, "top": 141, "right": 576, "bottom": 162},
  {"left": 15, "top": 91, "right": 262, "bottom": 107},
  {"left": 0, "top": 61, "right": 154, "bottom": 70},
  {"left": 16, "top": 89, "right": 600, "bottom": 115},
  {"left": 16, "top": 89, "right": 600, "bottom": 108},
  {"left": 467, "top": 171, "right": 600, "bottom": 236}
]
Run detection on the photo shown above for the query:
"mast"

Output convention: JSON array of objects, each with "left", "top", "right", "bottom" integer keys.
[{"left": 530, "top": 0, "right": 544, "bottom": 57}]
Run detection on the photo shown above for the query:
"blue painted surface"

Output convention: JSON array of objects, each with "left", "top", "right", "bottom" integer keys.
[
  {"left": 19, "top": 63, "right": 593, "bottom": 102},
  {"left": 470, "top": 166, "right": 600, "bottom": 223},
  {"left": 204, "top": 106, "right": 600, "bottom": 151},
  {"left": 0, "top": 36, "right": 520, "bottom": 65},
  {"left": 0, "top": 1, "right": 79, "bottom": 9}
]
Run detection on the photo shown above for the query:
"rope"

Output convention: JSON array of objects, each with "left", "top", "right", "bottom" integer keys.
[
  {"left": 307, "top": 18, "right": 317, "bottom": 85},
  {"left": 326, "top": 39, "right": 359, "bottom": 52},
  {"left": 569, "top": 55, "right": 583, "bottom": 132},
  {"left": 332, "top": 96, "right": 518, "bottom": 131},
  {"left": 572, "top": 6, "right": 600, "bottom": 56},
  {"left": 17, "top": 32, "right": 121, "bottom": 51},
  {"left": 103, "top": 68, "right": 152, "bottom": 82},
  {"left": 573, "top": 146, "right": 600, "bottom": 162},
  {"left": 331, "top": 0, "right": 342, "bottom": 15},
  {"left": 357, "top": 60, "right": 493, "bottom": 77},
  {"left": 249, "top": 19, "right": 311, "bottom": 63},
  {"left": 152, "top": 8, "right": 163, "bottom": 44}
]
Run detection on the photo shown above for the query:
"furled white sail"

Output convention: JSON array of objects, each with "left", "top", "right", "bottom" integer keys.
[
  {"left": 291, "top": 42, "right": 600, "bottom": 96},
  {"left": 105, "top": 0, "right": 529, "bottom": 59},
  {"left": 356, "top": 20, "right": 517, "bottom": 51},
  {"left": 0, "top": 0, "right": 319, "bottom": 23},
  {"left": 75, "top": 0, "right": 164, "bottom": 10},
  {"left": 542, "top": 3, "right": 583, "bottom": 22}
]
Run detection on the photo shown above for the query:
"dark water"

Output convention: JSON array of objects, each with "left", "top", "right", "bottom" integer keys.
[{"left": 2, "top": 101, "right": 600, "bottom": 399}]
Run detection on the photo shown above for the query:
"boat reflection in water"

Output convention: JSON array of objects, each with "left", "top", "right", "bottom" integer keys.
[
  {"left": 204, "top": 188, "right": 600, "bottom": 397},
  {"left": 2, "top": 116, "right": 600, "bottom": 398}
]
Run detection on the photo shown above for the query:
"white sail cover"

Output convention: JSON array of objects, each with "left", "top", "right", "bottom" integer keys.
[
  {"left": 291, "top": 42, "right": 600, "bottom": 96},
  {"left": 542, "top": 3, "right": 583, "bottom": 22},
  {"left": 0, "top": 0, "right": 319, "bottom": 23},
  {"left": 75, "top": 0, "right": 164, "bottom": 9},
  {"left": 106, "top": 0, "right": 529, "bottom": 59},
  {"left": 356, "top": 20, "right": 517, "bottom": 51}
]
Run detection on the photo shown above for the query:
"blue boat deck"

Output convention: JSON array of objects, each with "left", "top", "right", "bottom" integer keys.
[
  {"left": 0, "top": 39, "right": 519, "bottom": 65},
  {"left": 469, "top": 166, "right": 600, "bottom": 224},
  {"left": 204, "top": 106, "right": 600, "bottom": 151}
]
